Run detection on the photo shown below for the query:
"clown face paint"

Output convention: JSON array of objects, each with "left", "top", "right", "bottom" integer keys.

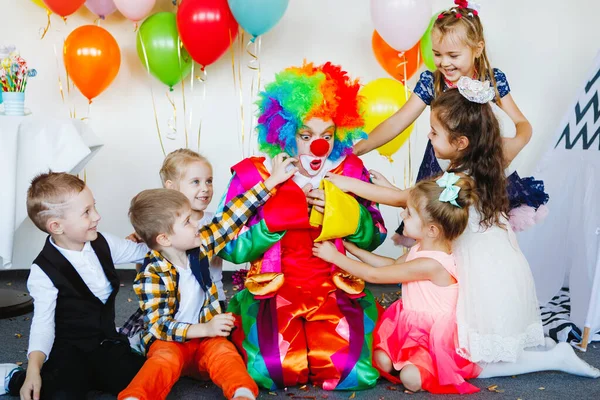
[{"left": 295, "top": 117, "right": 335, "bottom": 177}]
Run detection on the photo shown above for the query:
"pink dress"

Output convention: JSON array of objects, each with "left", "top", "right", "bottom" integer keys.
[{"left": 374, "top": 245, "right": 481, "bottom": 394}]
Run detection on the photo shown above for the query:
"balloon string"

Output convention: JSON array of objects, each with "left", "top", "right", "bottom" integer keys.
[
  {"left": 138, "top": 32, "right": 166, "bottom": 157},
  {"left": 229, "top": 31, "right": 242, "bottom": 156},
  {"left": 39, "top": 10, "right": 51, "bottom": 40},
  {"left": 237, "top": 31, "right": 246, "bottom": 158},
  {"left": 403, "top": 59, "right": 412, "bottom": 184},
  {"left": 178, "top": 40, "right": 188, "bottom": 148},
  {"left": 166, "top": 90, "right": 178, "bottom": 140},
  {"left": 52, "top": 42, "right": 66, "bottom": 105},
  {"left": 386, "top": 157, "right": 401, "bottom": 226},
  {"left": 395, "top": 51, "right": 407, "bottom": 84},
  {"left": 189, "top": 62, "right": 195, "bottom": 149},
  {"left": 53, "top": 38, "right": 75, "bottom": 118},
  {"left": 246, "top": 36, "right": 261, "bottom": 156},
  {"left": 195, "top": 66, "right": 207, "bottom": 152}
]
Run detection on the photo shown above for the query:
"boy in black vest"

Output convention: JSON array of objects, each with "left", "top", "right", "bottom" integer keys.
[{"left": 2, "top": 172, "right": 148, "bottom": 399}]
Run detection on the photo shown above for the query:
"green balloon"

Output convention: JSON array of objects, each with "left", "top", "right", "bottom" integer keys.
[
  {"left": 420, "top": 13, "right": 439, "bottom": 72},
  {"left": 136, "top": 12, "right": 192, "bottom": 89}
]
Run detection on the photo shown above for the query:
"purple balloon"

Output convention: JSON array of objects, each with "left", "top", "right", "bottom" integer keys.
[{"left": 85, "top": 0, "right": 117, "bottom": 19}]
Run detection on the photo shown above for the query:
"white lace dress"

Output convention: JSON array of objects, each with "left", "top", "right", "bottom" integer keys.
[{"left": 454, "top": 207, "right": 545, "bottom": 363}]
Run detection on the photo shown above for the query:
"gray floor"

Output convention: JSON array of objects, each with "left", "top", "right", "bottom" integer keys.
[{"left": 1, "top": 269, "right": 599, "bottom": 399}]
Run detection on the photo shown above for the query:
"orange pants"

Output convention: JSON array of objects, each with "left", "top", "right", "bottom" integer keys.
[{"left": 118, "top": 337, "right": 258, "bottom": 400}]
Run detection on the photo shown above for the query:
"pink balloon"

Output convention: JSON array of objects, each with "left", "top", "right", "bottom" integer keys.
[
  {"left": 370, "top": 0, "right": 432, "bottom": 51},
  {"left": 114, "top": 0, "right": 155, "bottom": 22},
  {"left": 85, "top": 0, "right": 116, "bottom": 19}
]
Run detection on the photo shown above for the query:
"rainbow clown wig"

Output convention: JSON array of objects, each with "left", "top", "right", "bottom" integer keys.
[{"left": 256, "top": 62, "right": 366, "bottom": 161}]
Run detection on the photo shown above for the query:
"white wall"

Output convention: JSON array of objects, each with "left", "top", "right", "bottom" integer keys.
[{"left": 3, "top": 0, "right": 600, "bottom": 269}]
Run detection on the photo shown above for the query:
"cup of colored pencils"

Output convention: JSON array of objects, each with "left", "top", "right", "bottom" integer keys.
[{"left": 1, "top": 48, "right": 37, "bottom": 116}]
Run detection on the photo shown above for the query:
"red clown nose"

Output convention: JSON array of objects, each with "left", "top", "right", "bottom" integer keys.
[{"left": 310, "top": 139, "right": 330, "bottom": 157}]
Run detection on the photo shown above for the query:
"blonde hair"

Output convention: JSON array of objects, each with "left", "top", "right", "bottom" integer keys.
[
  {"left": 129, "top": 188, "right": 190, "bottom": 249},
  {"left": 26, "top": 172, "right": 86, "bottom": 233},
  {"left": 409, "top": 173, "right": 477, "bottom": 241},
  {"left": 432, "top": 6, "right": 500, "bottom": 104},
  {"left": 159, "top": 148, "right": 210, "bottom": 187}
]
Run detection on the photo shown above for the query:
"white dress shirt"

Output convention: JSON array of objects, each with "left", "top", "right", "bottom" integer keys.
[
  {"left": 27, "top": 232, "right": 149, "bottom": 360},
  {"left": 173, "top": 261, "right": 205, "bottom": 324}
]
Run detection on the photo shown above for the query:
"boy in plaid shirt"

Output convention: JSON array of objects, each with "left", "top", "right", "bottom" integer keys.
[{"left": 119, "top": 154, "right": 296, "bottom": 400}]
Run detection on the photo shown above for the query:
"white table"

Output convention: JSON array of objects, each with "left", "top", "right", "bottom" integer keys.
[{"left": 0, "top": 116, "right": 103, "bottom": 269}]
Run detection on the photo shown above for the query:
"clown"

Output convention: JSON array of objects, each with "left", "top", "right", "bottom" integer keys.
[{"left": 217, "top": 62, "right": 387, "bottom": 390}]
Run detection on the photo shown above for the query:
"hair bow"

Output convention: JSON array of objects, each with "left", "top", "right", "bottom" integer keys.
[
  {"left": 436, "top": 172, "right": 461, "bottom": 208},
  {"left": 454, "top": 0, "right": 480, "bottom": 16}
]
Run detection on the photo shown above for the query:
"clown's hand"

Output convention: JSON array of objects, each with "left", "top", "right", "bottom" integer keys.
[
  {"left": 265, "top": 153, "right": 298, "bottom": 190},
  {"left": 312, "top": 241, "right": 339, "bottom": 263},
  {"left": 307, "top": 188, "right": 325, "bottom": 213},
  {"left": 324, "top": 172, "right": 359, "bottom": 193},
  {"left": 369, "top": 170, "right": 395, "bottom": 188},
  {"left": 302, "top": 183, "right": 313, "bottom": 213}
]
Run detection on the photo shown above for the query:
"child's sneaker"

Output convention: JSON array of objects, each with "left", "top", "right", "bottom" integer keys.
[{"left": 0, "top": 363, "right": 23, "bottom": 395}]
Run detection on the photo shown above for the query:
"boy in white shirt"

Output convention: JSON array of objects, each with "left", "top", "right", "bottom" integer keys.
[
  {"left": 1, "top": 172, "right": 148, "bottom": 399},
  {"left": 118, "top": 153, "right": 296, "bottom": 400}
]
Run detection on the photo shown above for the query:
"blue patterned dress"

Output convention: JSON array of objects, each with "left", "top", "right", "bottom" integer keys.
[{"left": 395, "top": 69, "right": 548, "bottom": 234}]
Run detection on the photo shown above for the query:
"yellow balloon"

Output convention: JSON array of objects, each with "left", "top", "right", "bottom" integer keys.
[
  {"left": 359, "top": 78, "right": 414, "bottom": 159},
  {"left": 31, "top": 0, "right": 50, "bottom": 11}
]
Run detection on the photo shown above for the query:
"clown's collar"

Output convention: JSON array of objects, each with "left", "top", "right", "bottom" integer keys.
[{"left": 262, "top": 154, "right": 345, "bottom": 189}]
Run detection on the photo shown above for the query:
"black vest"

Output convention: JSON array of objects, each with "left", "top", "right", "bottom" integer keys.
[{"left": 33, "top": 233, "right": 125, "bottom": 353}]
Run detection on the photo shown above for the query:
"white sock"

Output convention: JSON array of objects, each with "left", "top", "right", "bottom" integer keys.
[
  {"left": 0, "top": 363, "right": 22, "bottom": 394},
  {"left": 477, "top": 342, "right": 600, "bottom": 378},
  {"left": 232, "top": 387, "right": 256, "bottom": 399}
]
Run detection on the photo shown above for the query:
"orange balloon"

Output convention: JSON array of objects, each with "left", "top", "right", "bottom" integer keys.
[
  {"left": 64, "top": 25, "right": 121, "bottom": 102},
  {"left": 372, "top": 30, "right": 422, "bottom": 84}
]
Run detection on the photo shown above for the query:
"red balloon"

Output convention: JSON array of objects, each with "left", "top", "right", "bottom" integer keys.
[
  {"left": 43, "top": 0, "right": 85, "bottom": 17},
  {"left": 372, "top": 30, "right": 422, "bottom": 84},
  {"left": 177, "top": 0, "right": 239, "bottom": 67}
]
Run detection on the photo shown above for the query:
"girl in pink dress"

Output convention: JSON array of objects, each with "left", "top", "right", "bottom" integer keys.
[{"left": 313, "top": 172, "right": 481, "bottom": 394}]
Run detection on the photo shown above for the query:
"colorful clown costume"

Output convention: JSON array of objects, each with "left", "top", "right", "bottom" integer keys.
[
  {"left": 220, "top": 155, "right": 386, "bottom": 391},
  {"left": 215, "top": 63, "right": 387, "bottom": 390}
]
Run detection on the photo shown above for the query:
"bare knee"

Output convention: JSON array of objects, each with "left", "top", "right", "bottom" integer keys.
[
  {"left": 400, "top": 365, "right": 422, "bottom": 392},
  {"left": 374, "top": 350, "right": 393, "bottom": 373}
]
